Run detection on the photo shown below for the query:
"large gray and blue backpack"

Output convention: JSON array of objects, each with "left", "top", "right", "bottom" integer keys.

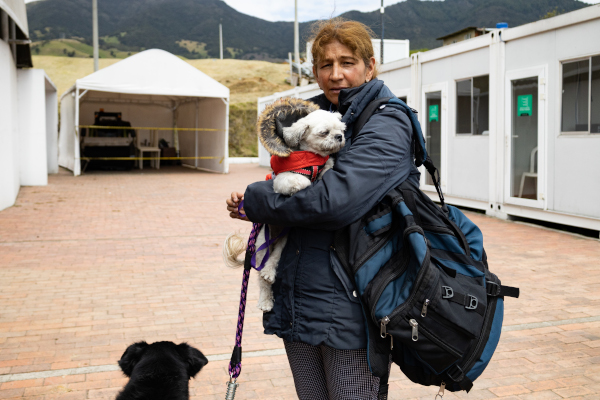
[{"left": 333, "top": 97, "right": 519, "bottom": 398}]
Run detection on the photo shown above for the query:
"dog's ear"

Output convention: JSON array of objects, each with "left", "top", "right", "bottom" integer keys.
[
  {"left": 118, "top": 341, "right": 148, "bottom": 377},
  {"left": 282, "top": 120, "right": 309, "bottom": 149},
  {"left": 257, "top": 97, "right": 319, "bottom": 157},
  {"left": 333, "top": 111, "right": 343, "bottom": 121},
  {"left": 177, "top": 343, "right": 208, "bottom": 379}
]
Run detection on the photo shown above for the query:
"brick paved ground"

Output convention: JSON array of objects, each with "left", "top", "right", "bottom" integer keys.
[{"left": 0, "top": 164, "right": 598, "bottom": 400}]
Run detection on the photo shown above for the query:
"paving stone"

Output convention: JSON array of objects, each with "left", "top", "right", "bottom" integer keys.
[{"left": 0, "top": 165, "right": 599, "bottom": 399}]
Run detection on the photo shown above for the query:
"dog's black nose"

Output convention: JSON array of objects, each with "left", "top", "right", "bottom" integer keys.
[{"left": 335, "top": 134, "right": 343, "bottom": 142}]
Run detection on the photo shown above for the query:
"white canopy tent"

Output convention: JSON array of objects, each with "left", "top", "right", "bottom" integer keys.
[{"left": 59, "top": 49, "right": 230, "bottom": 175}]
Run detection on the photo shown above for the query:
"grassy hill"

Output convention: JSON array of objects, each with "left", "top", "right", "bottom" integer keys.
[
  {"left": 33, "top": 56, "right": 290, "bottom": 102},
  {"left": 32, "top": 39, "right": 132, "bottom": 58},
  {"left": 27, "top": 0, "right": 590, "bottom": 60}
]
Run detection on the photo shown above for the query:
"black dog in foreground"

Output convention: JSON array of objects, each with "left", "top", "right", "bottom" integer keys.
[{"left": 116, "top": 341, "right": 208, "bottom": 400}]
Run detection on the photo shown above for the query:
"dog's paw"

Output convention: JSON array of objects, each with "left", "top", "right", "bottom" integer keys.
[
  {"left": 257, "top": 297, "right": 274, "bottom": 312},
  {"left": 260, "top": 268, "right": 276, "bottom": 284}
]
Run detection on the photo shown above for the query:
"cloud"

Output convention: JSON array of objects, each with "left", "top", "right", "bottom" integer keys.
[
  {"left": 223, "top": 0, "right": 600, "bottom": 22},
  {"left": 24, "top": 0, "right": 600, "bottom": 20},
  {"left": 223, "top": 0, "right": 404, "bottom": 22}
]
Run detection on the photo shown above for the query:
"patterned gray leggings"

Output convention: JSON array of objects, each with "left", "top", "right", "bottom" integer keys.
[{"left": 283, "top": 340, "right": 382, "bottom": 400}]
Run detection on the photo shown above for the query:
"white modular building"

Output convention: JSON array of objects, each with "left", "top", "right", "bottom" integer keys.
[
  {"left": 258, "top": 5, "right": 600, "bottom": 234},
  {"left": 0, "top": 0, "right": 58, "bottom": 211},
  {"left": 59, "top": 49, "right": 230, "bottom": 176}
]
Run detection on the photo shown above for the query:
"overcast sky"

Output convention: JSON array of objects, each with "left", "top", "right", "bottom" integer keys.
[{"left": 24, "top": 0, "right": 600, "bottom": 22}]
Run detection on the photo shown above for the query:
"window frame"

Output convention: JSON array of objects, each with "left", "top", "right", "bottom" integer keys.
[
  {"left": 559, "top": 54, "right": 599, "bottom": 136},
  {"left": 455, "top": 74, "right": 489, "bottom": 136}
]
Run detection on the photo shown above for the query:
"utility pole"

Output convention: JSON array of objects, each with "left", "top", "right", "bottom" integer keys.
[
  {"left": 380, "top": 0, "right": 384, "bottom": 65},
  {"left": 294, "top": 0, "right": 301, "bottom": 85},
  {"left": 93, "top": 0, "right": 99, "bottom": 71},
  {"left": 219, "top": 21, "right": 223, "bottom": 60}
]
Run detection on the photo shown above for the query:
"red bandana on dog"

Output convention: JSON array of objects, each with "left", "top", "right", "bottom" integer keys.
[{"left": 268, "top": 151, "right": 330, "bottom": 182}]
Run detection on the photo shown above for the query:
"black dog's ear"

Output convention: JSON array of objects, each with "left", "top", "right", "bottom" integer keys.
[
  {"left": 176, "top": 343, "right": 208, "bottom": 378},
  {"left": 118, "top": 341, "right": 149, "bottom": 377}
]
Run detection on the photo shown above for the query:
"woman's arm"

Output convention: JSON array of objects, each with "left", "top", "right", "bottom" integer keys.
[{"left": 243, "top": 106, "right": 415, "bottom": 231}]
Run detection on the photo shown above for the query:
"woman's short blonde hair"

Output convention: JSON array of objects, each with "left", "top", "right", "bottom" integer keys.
[{"left": 309, "top": 18, "right": 378, "bottom": 78}]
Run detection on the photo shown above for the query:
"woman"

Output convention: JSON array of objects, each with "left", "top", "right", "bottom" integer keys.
[{"left": 226, "top": 19, "right": 420, "bottom": 399}]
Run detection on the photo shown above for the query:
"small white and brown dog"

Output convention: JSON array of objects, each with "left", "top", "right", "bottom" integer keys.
[{"left": 224, "top": 98, "right": 346, "bottom": 311}]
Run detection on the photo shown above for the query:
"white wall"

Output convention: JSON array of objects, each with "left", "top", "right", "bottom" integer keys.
[
  {"left": 176, "top": 98, "right": 228, "bottom": 173},
  {"left": 45, "top": 76, "right": 59, "bottom": 174},
  {"left": 379, "top": 61, "right": 411, "bottom": 98},
  {"left": 18, "top": 69, "right": 48, "bottom": 186},
  {"left": 504, "top": 17, "right": 600, "bottom": 220},
  {"left": 421, "top": 47, "right": 491, "bottom": 202},
  {"left": 58, "top": 91, "right": 77, "bottom": 173},
  {"left": 0, "top": 39, "right": 19, "bottom": 211}
]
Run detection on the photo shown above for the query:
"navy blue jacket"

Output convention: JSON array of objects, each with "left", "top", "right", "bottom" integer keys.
[{"left": 244, "top": 79, "right": 420, "bottom": 350}]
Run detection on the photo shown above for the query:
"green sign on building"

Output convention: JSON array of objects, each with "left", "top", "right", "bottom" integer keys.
[
  {"left": 429, "top": 104, "right": 439, "bottom": 122},
  {"left": 518, "top": 94, "right": 532, "bottom": 116}
]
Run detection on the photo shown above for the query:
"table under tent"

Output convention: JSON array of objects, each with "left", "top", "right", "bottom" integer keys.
[{"left": 58, "top": 49, "right": 230, "bottom": 175}]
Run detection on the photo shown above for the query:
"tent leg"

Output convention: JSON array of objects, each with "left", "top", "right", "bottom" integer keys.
[{"left": 195, "top": 99, "right": 199, "bottom": 168}]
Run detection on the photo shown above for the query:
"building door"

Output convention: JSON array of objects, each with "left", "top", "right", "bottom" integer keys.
[
  {"left": 421, "top": 83, "right": 447, "bottom": 192},
  {"left": 505, "top": 67, "right": 546, "bottom": 208}
]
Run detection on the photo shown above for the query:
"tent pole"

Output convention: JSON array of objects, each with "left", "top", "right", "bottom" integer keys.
[
  {"left": 172, "top": 101, "right": 179, "bottom": 157},
  {"left": 224, "top": 97, "right": 229, "bottom": 174},
  {"left": 195, "top": 99, "right": 199, "bottom": 168},
  {"left": 74, "top": 86, "right": 80, "bottom": 176}
]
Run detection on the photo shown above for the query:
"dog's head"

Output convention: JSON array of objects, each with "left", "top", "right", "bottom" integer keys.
[
  {"left": 282, "top": 110, "right": 346, "bottom": 157},
  {"left": 258, "top": 97, "right": 346, "bottom": 157},
  {"left": 118, "top": 341, "right": 208, "bottom": 379}
]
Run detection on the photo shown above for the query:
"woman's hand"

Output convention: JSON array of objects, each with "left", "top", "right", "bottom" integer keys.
[{"left": 226, "top": 191, "right": 250, "bottom": 222}]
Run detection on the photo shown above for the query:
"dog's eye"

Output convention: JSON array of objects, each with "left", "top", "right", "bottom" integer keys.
[{"left": 321, "top": 130, "right": 330, "bottom": 136}]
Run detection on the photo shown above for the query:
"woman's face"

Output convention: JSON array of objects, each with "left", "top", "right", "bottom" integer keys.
[{"left": 313, "top": 40, "right": 376, "bottom": 106}]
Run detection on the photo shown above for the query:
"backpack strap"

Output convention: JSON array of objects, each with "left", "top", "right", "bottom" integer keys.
[
  {"left": 486, "top": 282, "right": 520, "bottom": 298},
  {"left": 351, "top": 97, "right": 392, "bottom": 142}
]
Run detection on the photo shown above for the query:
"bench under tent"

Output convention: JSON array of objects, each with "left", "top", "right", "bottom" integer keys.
[{"left": 58, "top": 49, "right": 230, "bottom": 175}]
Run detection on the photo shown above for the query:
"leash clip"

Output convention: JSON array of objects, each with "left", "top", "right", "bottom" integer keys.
[{"left": 225, "top": 375, "right": 239, "bottom": 400}]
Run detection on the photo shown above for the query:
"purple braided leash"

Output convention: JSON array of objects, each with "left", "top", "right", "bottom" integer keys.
[{"left": 228, "top": 200, "right": 262, "bottom": 380}]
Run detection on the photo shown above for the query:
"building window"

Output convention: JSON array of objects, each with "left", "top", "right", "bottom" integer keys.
[
  {"left": 561, "top": 56, "right": 600, "bottom": 134},
  {"left": 464, "top": 33, "right": 472, "bottom": 40},
  {"left": 456, "top": 75, "right": 489, "bottom": 135}
]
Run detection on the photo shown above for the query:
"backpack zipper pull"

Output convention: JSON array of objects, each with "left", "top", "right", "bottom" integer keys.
[
  {"left": 435, "top": 381, "right": 445, "bottom": 399},
  {"left": 380, "top": 316, "right": 390, "bottom": 338},
  {"left": 409, "top": 319, "right": 419, "bottom": 341},
  {"left": 421, "top": 299, "right": 430, "bottom": 317},
  {"left": 380, "top": 317, "right": 394, "bottom": 350}
]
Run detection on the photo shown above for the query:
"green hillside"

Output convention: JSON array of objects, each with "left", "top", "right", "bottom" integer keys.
[{"left": 31, "top": 38, "right": 132, "bottom": 58}]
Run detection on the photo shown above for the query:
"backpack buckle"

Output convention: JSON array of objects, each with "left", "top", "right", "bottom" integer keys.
[
  {"left": 486, "top": 281, "right": 501, "bottom": 296},
  {"left": 465, "top": 295, "right": 478, "bottom": 310},
  {"left": 442, "top": 286, "right": 454, "bottom": 299},
  {"left": 447, "top": 364, "right": 464, "bottom": 382}
]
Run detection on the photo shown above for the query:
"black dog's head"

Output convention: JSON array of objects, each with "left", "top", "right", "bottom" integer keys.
[{"left": 117, "top": 341, "right": 208, "bottom": 400}]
